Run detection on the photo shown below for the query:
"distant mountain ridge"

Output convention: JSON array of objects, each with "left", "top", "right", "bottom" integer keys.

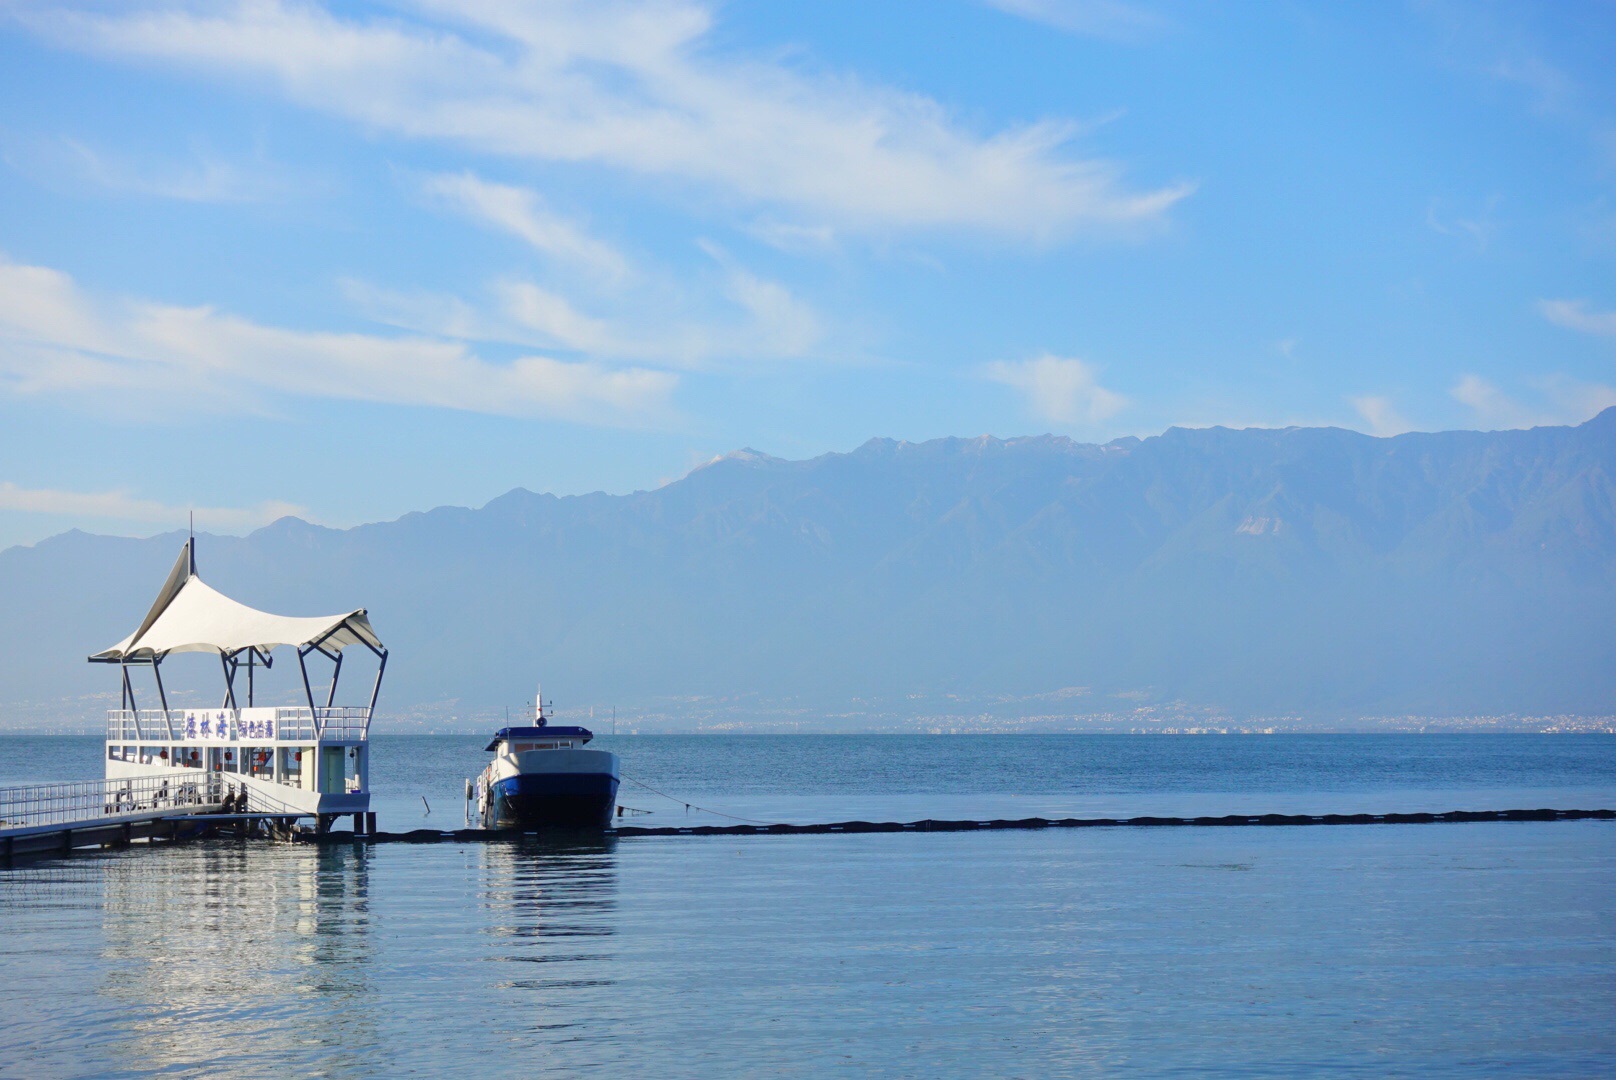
[{"left": 4, "top": 411, "right": 1615, "bottom": 729}]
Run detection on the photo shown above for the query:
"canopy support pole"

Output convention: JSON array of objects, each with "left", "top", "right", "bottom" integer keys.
[
  {"left": 366, "top": 649, "right": 388, "bottom": 736},
  {"left": 153, "top": 658, "right": 173, "bottom": 739},
  {"left": 325, "top": 652, "right": 343, "bottom": 708},
  {"left": 297, "top": 646, "right": 319, "bottom": 737},
  {"left": 121, "top": 663, "right": 136, "bottom": 714},
  {"left": 247, "top": 648, "right": 254, "bottom": 708},
  {"left": 220, "top": 652, "right": 238, "bottom": 711}
]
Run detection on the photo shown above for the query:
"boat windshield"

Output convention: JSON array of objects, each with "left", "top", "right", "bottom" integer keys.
[{"left": 508, "top": 740, "right": 575, "bottom": 752}]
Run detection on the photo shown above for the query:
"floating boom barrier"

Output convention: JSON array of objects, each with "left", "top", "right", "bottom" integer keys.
[
  {"left": 5, "top": 805, "right": 1612, "bottom": 863},
  {"left": 315, "top": 806, "right": 1616, "bottom": 844}
]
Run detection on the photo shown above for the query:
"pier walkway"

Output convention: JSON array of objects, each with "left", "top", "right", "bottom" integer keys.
[{"left": 0, "top": 773, "right": 304, "bottom": 858}]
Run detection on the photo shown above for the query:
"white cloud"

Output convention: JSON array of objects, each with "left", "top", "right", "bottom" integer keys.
[
  {"left": 1451, "top": 375, "right": 1544, "bottom": 429},
  {"left": 343, "top": 250, "right": 821, "bottom": 368},
  {"left": 421, "top": 172, "right": 628, "bottom": 279},
  {"left": 721, "top": 267, "right": 820, "bottom": 358},
  {"left": 1539, "top": 298, "right": 1616, "bottom": 337},
  {"left": 0, "top": 482, "right": 305, "bottom": 532},
  {"left": 0, "top": 132, "right": 306, "bottom": 203},
  {"left": 1426, "top": 195, "right": 1500, "bottom": 251},
  {"left": 337, "top": 278, "right": 504, "bottom": 344},
  {"left": 0, "top": 255, "right": 676, "bottom": 423},
  {"left": 697, "top": 240, "right": 821, "bottom": 359},
  {"left": 1350, "top": 395, "right": 1412, "bottom": 437},
  {"left": 980, "top": 0, "right": 1170, "bottom": 40},
  {"left": 1450, "top": 373, "right": 1616, "bottom": 430},
  {"left": 746, "top": 219, "right": 839, "bottom": 255},
  {"left": 497, "top": 281, "right": 618, "bottom": 355},
  {"left": 1489, "top": 54, "right": 1574, "bottom": 115},
  {"left": 984, "top": 354, "right": 1127, "bottom": 425},
  {"left": 25, "top": 0, "right": 1190, "bottom": 240}
]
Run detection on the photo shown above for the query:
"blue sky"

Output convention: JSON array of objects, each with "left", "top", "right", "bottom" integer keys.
[{"left": 0, "top": 0, "right": 1613, "bottom": 549}]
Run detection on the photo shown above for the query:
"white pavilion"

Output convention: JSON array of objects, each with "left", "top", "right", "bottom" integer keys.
[{"left": 92, "top": 538, "right": 387, "bottom": 830}]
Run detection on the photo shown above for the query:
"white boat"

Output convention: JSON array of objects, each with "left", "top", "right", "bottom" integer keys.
[
  {"left": 469, "top": 689, "right": 620, "bottom": 830},
  {"left": 92, "top": 538, "right": 387, "bottom": 830}
]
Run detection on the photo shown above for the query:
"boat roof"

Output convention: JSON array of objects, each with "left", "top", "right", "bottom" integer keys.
[
  {"left": 89, "top": 539, "right": 384, "bottom": 663},
  {"left": 486, "top": 725, "right": 594, "bottom": 751}
]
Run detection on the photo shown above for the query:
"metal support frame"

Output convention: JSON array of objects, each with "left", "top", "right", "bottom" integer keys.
[
  {"left": 220, "top": 652, "right": 238, "bottom": 710},
  {"left": 366, "top": 648, "right": 388, "bottom": 722},
  {"left": 120, "top": 664, "right": 137, "bottom": 714},
  {"left": 325, "top": 651, "right": 344, "bottom": 708},
  {"left": 244, "top": 646, "right": 273, "bottom": 709},
  {"left": 152, "top": 656, "right": 173, "bottom": 739},
  {"left": 297, "top": 646, "right": 318, "bottom": 722}
]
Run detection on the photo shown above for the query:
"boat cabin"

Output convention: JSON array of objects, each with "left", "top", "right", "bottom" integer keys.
[{"left": 484, "top": 726, "right": 595, "bottom": 754}]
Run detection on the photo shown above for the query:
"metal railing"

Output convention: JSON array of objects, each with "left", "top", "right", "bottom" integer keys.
[
  {"left": 279, "top": 707, "right": 371, "bottom": 741},
  {"left": 105, "top": 706, "right": 372, "bottom": 743},
  {"left": 0, "top": 773, "right": 231, "bottom": 833}
]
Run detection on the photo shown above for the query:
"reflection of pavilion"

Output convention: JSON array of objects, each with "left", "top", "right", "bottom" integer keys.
[
  {"left": 2, "top": 839, "right": 631, "bottom": 1073},
  {"left": 93, "top": 843, "right": 379, "bottom": 1075},
  {"left": 94, "top": 538, "right": 388, "bottom": 830}
]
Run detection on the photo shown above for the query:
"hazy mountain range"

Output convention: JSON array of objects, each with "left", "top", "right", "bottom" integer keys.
[{"left": 4, "top": 411, "right": 1615, "bottom": 732}]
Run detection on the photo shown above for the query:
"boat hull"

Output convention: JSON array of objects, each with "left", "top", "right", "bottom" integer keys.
[
  {"left": 481, "top": 748, "right": 620, "bottom": 830},
  {"left": 488, "top": 772, "right": 619, "bottom": 829}
]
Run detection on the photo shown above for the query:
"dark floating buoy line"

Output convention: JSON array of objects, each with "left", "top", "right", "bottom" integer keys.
[
  {"left": 6, "top": 807, "right": 1613, "bottom": 864},
  {"left": 313, "top": 806, "right": 1616, "bottom": 845}
]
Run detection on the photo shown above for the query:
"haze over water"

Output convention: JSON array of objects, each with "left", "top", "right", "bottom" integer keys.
[{"left": 3, "top": 735, "right": 1613, "bottom": 1077}]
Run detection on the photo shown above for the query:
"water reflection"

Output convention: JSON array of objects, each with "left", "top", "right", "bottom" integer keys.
[
  {"left": 86, "top": 842, "right": 376, "bottom": 1076},
  {"left": 0, "top": 834, "right": 629, "bottom": 1075},
  {"left": 480, "top": 835, "right": 620, "bottom": 1007}
]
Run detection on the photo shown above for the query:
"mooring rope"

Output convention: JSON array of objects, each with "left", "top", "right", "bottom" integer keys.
[{"left": 618, "top": 773, "right": 783, "bottom": 826}]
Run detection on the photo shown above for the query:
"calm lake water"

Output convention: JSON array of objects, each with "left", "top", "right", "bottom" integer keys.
[{"left": 2, "top": 735, "right": 1614, "bottom": 1077}]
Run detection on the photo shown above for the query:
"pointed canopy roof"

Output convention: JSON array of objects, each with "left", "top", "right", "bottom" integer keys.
[{"left": 89, "top": 541, "right": 383, "bottom": 662}]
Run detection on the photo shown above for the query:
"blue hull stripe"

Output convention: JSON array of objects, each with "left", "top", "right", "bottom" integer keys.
[
  {"left": 493, "top": 773, "right": 617, "bottom": 800},
  {"left": 489, "top": 773, "right": 619, "bottom": 829}
]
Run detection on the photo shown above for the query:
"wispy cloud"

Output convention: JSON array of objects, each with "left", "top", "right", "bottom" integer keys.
[
  {"left": 344, "top": 240, "right": 821, "bottom": 368},
  {"left": 420, "top": 172, "right": 628, "bottom": 279},
  {"left": 980, "top": 0, "right": 1171, "bottom": 41},
  {"left": 746, "top": 219, "right": 839, "bottom": 255},
  {"left": 0, "top": 255, "right": 677, "bottom": 424},
  {"left": 1350, "top": 395, "right": 1413, "bottom": 437},
  {"left": 22, "top": 0, "right": 1190, "bottom": 241},
  {"left": 1451, "top": 375, "right": 1546, "bottom": 429},
  {"left": 0, "top": 482, "right": 305, "bottom": 533},
  {"left": 7, "top": 134, "right": 300, "bottom": 203},
  {"left": 1422, "top": 3, "right": 1613, "bottom": 173},
  {"left": 1488, "top": 54, "right": 1574, "bottom": 115},
  {"left": 984, "top": 354, "right": 1126, "bottom": 425},
  {"left": 1450, "top": 373, "right": 1616, "bottom": 430},
  {"left": 1426, "top": 195, "right": 1501, "bottom": 251},
  {"left": 1539, "top": 298, "right": 1616, "bottom": 337},
  {"left": 496, "top": 281, "right": 619, "bottom": 355}
]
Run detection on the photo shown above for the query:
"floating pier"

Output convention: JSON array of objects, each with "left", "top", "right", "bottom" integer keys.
[{"left": 0, "top": 774, "right": 341, "bottom": 860}]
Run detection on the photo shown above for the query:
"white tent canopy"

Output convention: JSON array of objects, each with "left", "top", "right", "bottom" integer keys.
[{"left": 90, "top": 542, "right": 383, "bottom": 662}]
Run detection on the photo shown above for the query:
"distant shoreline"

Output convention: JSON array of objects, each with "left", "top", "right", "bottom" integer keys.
[{"left": 3, "top": 724, "right": 1612, "bottom": 737}]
